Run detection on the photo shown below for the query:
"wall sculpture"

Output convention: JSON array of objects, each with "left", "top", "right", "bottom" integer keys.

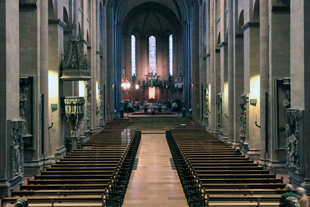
[
  {"left": 85, "top": 82, "right": 91, "bottom": 134},
  {"left": 205, "top": 88, "right": 209, "bottom": 126},
  {"left": 239, "top": 94, "right": 249, "bottom": 143},
  {"left": 7, "top": 118, "right": 25, "bottom": 181},
  {"left": 285, "top": 109, "right": 304, "bottom": 175},
  {"left": 216, "top": 93, "right": 222, "bottom": 131}
]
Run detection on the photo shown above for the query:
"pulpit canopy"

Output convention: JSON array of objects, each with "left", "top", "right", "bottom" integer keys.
[{"left": 60, "top": 25, "right": 91, "bottom": 81}]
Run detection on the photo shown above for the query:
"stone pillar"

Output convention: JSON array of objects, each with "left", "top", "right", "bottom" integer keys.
[
  {"left": 233, "top": 1, "right": 244, "bottom": 146},
  {"left": 183, "top": 21, "right": 189, "bottom": 112},
  {"left": 0, "top": 0, "right": 21, "bottom": 196},
  {"left": 228, "top": 0, "right": 234, "bottom": 144},
  {"left": 208, "top": 0, "right": 216, "bottom": 132},
  {"left": 290, "top": 0, "right": 310, "bottom": 191},
  {"left": 242, "top": 21, "right": 260, "bottom": 160},
  {"left": 259, "top": 0, "right": 269, "bottom": 165},
  {"left": 40, "top": 0, "right": 50, "bottom": 158},
  {"left": 48, "top": 19, "right": 66, "bottom": 161},
  {"left": 266, "top": 2, "right": 290, "bottom": 173},
  {"left": 90, "top": 0, "right": 97, "bottom": 134},
  {"left": 102, "top": 4, "right": 107, "bottom": 124}
]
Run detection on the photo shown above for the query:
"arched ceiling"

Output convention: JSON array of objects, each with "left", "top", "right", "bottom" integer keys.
[
  {"left": 122, "top": 0, "right": 181, "bottom": 21},
  {"left": 122, "top": 2, "right": 182, "bottom": 36}
]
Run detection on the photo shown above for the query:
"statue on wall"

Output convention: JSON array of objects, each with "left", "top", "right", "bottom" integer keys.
[
  {"left": 216, "top": 93, "right": 222, "bottom": 130},
  {"left": 8, "top": 118, "right": 24, "bottom": 181},
  {"left": 285, "top": 109, "right": 303, "bottom": 175},
  {"left": 205, "top": 88, "right": 209, "bottom": 126},
  {"left": 239, "top": 94, "right": 249, "bottom": 143},
  {"left": 85, "top": 82, "right": 91, "bottom": 134}
]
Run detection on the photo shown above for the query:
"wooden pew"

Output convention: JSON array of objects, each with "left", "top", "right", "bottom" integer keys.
[
  {"left": 1, "top": 129, "right": 141, "bottom": 207},
  {"left": 166, "top": 129, "right": 287, "bottom": 207}
]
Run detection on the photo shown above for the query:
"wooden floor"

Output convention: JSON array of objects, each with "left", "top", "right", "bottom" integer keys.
[{"left": 122, "top": 131, "right": 188, "bottom": 207}]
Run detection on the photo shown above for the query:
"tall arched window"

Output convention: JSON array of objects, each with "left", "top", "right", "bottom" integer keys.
[
  {"left": 131, "top": 35, "right": 136, "bottom": 76},
  {"left": 149, "top": 36, "right": 156, "bottom": 74},
  {"left": 169, "top": 34, "right": 173, "bottom": 76}
]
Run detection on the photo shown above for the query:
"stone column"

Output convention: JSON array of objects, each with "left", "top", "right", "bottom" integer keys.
[
  {"left": 73, "top": 0, "right": 79, "bottom": 97},
  {"left": 233, "top": 1, "right": 244, "bottom": 146},
  {"left": 0, "top": 0, "right": 21, "bottom": 196},
  {"left": 259, "top": 0, "right": 269, "bottom": 165},
  {"left": 48, "top": 19, "right": 66, "bottom": 161},
  {"left": 208, "top": 0, "right": 216, "bottom": 132},
  {"left": 40, "top": 0, "right": 50, "bottom": 157},
  {"left": 290, "top": 0, "right": 310, "bottom": 192},
  {"left": 228, "top": 0, "right": 234, "bottom": 144},
  {"left": 102, "top": 4, "right": 107, "bottom": 123},
  {"left": 242, "top": 21, "right": 260, "bottom": 160},
  {"left": 266, "top": 2, "right": 290, "bottom": 173},
  {"left": 90, "top": 0, "right": 97, "bottom": 134}
]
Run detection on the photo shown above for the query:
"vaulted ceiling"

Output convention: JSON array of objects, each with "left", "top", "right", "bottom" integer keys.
[
  {"left": 120, "top": 1, "right": 183, "bottom": 36},
  {"left": 122, "top": 0, "right": 181, "bottom": 21}
]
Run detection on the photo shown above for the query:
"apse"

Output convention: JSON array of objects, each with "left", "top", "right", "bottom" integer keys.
[{"left": 119, "top": 1, "right": 184, "bottom": 106}]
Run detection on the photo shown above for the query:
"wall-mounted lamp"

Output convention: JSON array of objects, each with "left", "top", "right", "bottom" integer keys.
[{"left": 255, "top": 114, "right": 261, "bottom": 128}]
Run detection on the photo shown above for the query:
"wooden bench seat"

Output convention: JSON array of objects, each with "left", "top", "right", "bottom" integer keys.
[
  {"left": 56, "top": 160, "right": 120, "bottom": 164},
  {"left": 203, "top": 189, "right": 292, "bottom": 195},
  {"left": 12, "top": 189, "right": 107, "bottom": 196},
  {"left": 200, "top": 178, "right": 282, "bottom": 184},
  {"left": 195, "top": 170, "right": 270, "bottom": 174},
  {"left": 1, "top": 195, "right": 105, "bottom": 204},
  {"left": 46, "top": 167, "right": 116, "bottom": 171},
  {"left": 202, "top": 183, "right": 286, "bottom": 189},
  {"left": 197, "top": 174, "right": 276, "bottom": 179},
  {"left": 50, "top": 164, "right": 118, "bottom": 167},
  {"left": 193, "top": 166, "right": 264, "bottom": 170},
  {"left": 41, "top": 171, "right": 115, "bottom": 175},
  {"left": 20, "top": 184, "right": 108, "bottom": 190},
  {"left": 28, "top": 179, "right": 111, "bottom": 185},
  {"left": 34, "top": 175, "right": 113, "bottom": 179}
]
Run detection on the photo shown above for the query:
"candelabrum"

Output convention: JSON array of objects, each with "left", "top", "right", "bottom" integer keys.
[{"left": 63, "top": 97, "right": 85, "bottom": 150}]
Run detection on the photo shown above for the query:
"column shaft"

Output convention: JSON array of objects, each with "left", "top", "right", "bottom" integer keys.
[
  {"left": 228, "top": 0, "right": 234, "bottom": 143},
  {"left": 40, "top": 0, "right": 49, "bottom": 156}
]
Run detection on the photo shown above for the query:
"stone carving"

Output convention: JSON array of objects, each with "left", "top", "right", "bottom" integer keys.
[
  {"left": 239, "top": 94, "right": 249, "bottom": 142},
  {"left": 85, "top": 82, "right": 91, "bottom": 133},
  {"left": 60, "top": 23, "right": 91, "bottom": 81},
  {"left": 19, "top": 77, "right": 29, "bottom": 135},
  {"left": 205, "top": 88, "right": 209, "bottom": 125},
  {"left": 99, "top": 86, "right": 104, "bottom": 125},
  {"left": 285, "top": 109, "right": 303, "bottom": 175},
  {"left": 96, "top": 100, "right": 99, "bottom": 115},
  {"left": 8, "top": 118, "right": 25, "bottom": 181},
  {"left": 216, "top": 93, "right": 222, "bottom": 130},
  {"left": 282, "top": 78, "right": 291, "bottom": 113}
]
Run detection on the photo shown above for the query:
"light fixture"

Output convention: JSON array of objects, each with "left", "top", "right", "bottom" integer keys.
[
  {"left": 135, "top": 84, "right": 139, "bottom": 90},
  {"left": 126, "top": 82, "right": 130, "bottom": 88}
]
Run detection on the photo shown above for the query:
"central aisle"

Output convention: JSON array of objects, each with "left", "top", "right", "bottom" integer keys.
[{"left": 122, "top": 131, "right": 188, "bottom": 207}]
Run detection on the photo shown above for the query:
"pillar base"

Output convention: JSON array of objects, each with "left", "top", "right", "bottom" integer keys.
[
  {"left": 232, "top": 141, "right": 243, "bottom": 147},
  {"left": 302, "top": 179, "right": 310, "bottom": 194},
  {"left": 219, "top": 133, "right": 228, "bottom": 142},
  {"left": 0, "top": 177, "right": 23, "bottom": 197},
  {"left": 267, "top": 160, "right": 287, "bottom": 174},
  {"left": 24, "top": 159, "right": 45, "bottom": 176},
  {"left": 245, "top": 149, "right": 260, "bottom": 161},
  {"left": 289, "top": 170, "right": 305, "bottom": 189},
  {"left": 54, "top": 145, "right": 66, "bottom": 160},
  {"left": 88, "top": 129, "right": 98, "bottom": 138}
]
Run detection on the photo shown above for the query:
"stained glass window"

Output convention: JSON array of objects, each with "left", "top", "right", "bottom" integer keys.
[
  {"left": 131, "top": 35, "right": 136, "bottom": 76},
  {"left": 149, "top": 36, "right": 156, "bottom": 74},
  {"left": 169, "top": 34, "right": 173, "bottom": 76}
]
